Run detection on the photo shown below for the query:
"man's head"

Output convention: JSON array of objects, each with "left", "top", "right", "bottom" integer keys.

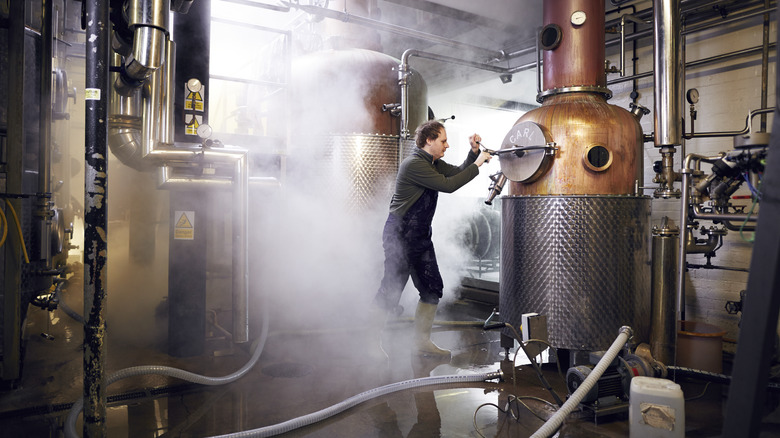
[{"left": 415, "top": 120, "right": 448, "bottom": 161}]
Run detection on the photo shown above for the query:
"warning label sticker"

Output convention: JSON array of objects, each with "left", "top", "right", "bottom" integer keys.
[
  {"left": 183, "top": 82, "right": 205, "bottom": 135},
  {"left": 174, "top": 211, "right": 195, "bottom": 240},
  {"left": 185, "top": 114, "right": 203, "bottom": 136},
  {"left": 185, "top": 90, "right": 204, "bottom": 111}
]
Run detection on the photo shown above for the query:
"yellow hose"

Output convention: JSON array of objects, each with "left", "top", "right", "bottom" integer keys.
[
  {"left": 0, "top": 204, "right": 7, "bottom": 248},
  {"left": 4, "top": 199, "right": 30, "bottom": 264}
]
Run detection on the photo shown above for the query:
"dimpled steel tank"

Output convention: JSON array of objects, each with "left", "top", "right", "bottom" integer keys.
[
  {"left": 290, "top": 48, "right": 427, "bottom": 212},
  {"left": 499, "top": 0, "right": 650, "bottom": 351}
]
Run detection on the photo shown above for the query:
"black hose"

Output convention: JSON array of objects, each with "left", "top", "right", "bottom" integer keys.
[
  {"left": 669, "top": 366, "right": 780, "bottom": 390},
  {"left": 53, "top": 279, "right": 85, "bottom": 324}
]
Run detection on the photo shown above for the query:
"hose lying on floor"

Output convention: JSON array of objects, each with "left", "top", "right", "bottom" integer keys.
[
  {"left": 209, "top": 370, "right": 504, "bottom": 438},
  {"left": 669, "top": 365, "right": 780, "bottom": 389},
  {"left": 530, "top": 326, "right": 633, "bottom": 438},
  {"left": 64, "top": 314, "right": 270, "bottom": 438}
]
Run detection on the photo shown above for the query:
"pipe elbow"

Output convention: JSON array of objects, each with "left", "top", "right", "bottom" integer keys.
[
  {"left": 108, "top": 125, "right": 154, "bottom": 172},
  {"left": 400, "top": 49, "right": 419, "bottom": 66}
]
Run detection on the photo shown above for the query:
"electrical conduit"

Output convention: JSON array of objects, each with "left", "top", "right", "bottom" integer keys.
[{"left": 530, "top": 326, "right": 633, "bottom": 438}]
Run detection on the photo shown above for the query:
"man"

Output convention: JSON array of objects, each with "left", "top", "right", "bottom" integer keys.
[{"left": 373, "top": 120, "right": 492, "bottom": 357}]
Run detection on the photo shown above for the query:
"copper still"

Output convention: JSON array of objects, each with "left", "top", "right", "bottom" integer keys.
[
  {"left": 290, "top": 46, "right": 427, "bottom": 212},
  {"left": 499, "top": 0, "right": 650, "bottom": 351}
]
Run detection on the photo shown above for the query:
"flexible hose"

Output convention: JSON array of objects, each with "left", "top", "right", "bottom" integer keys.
[
  {"left": 209, "top": 371, "right": 503, "bottom": 438},
  {"left": 530, "top": 326, "right": 633, "bottom": 438},
  {"left": 5, "top": 199, "right": 30, "bottom": 263},
  {"left": 64, "top": 314, "right": 270, "bottom": 438},
  {"left": 669, "top": 365, "right": 731, "bottom": 384},
  {"left": 668, "top": 365, "right": 780, "bottom": 390},
  {"left": 53, "top": 280, "right": 85, "bottom": 324}
]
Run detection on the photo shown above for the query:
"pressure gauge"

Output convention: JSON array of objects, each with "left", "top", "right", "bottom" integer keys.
[
  {"left": 686, "top": 88, "right": 700, "bottom": 105},
  {"left": 571, "top": 10, "right": 587, "bottom": 26},
  {"left": 197, "top": 123, "right": 213, "bottom": 139}
]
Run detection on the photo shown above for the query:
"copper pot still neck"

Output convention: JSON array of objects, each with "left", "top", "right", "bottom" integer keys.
[{"left": 541, "top": 0, "right": 606, "bottom": 94}]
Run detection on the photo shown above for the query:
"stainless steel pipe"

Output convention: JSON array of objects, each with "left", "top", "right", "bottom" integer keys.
[
  {"left": 677, "top": 169, "right": 690, "bottom": 321},
  {"left": 109, "top": 37, "right": 251, "bottom": 344},
  {"left": 653, "top": 0, "right": 683, "bottom": 147}
]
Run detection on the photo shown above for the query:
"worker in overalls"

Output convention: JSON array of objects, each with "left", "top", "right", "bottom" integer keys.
[{"left": 373, "top": 120, "right": 492, "bottom": 357}]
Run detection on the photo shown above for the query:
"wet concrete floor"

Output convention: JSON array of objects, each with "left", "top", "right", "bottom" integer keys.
[{"left": 1, "top": 289, "right": 779, "bottom": 437}]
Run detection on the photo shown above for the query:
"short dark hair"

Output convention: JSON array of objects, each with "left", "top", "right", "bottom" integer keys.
[{"left": 414, "top": 120, "right": 444, "bottom": 149}]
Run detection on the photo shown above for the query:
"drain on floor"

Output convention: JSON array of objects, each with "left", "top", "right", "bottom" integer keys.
[{"left": 261, "top": 362, "right": 314, "bottom": 378}]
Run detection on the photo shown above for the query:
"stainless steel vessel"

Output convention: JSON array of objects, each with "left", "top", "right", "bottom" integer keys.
[
  {"left": 500, "top": 196, "right": 651, "bottom": 350},
  {"left": 290, "top": 48, "right": 427, "bottom": 211},
  {"left": 499, "top": 0, "right": 650, "bottom": 351}
]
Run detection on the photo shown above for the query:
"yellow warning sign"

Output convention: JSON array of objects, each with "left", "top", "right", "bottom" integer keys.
[
  {"left": 174, "top": 211, "right": 194, "bottom": 240},
  {"left": 185, "top": 91, "right": 204, "bottom": 111},
  {"left": 185, "top": 115, "right": 202, "bottom": 136}
]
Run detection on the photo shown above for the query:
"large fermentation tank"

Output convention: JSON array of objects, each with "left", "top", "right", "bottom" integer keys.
[
  {"left": 290, "top": 48, "right": 427, "bottom": 212},
  {"left": 499, "top": 0, "right": 650, "bottom": 351}
]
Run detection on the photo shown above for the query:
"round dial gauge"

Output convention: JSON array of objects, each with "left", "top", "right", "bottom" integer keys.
[
  {"left": 197, "top": 123, "right": 213, "bottom": 139},
  {"left": 686, "top": 88, "right": 700, "bottom": 105},
  {"left": 571, "top": 10, "right": 587, "bottom": 26}
]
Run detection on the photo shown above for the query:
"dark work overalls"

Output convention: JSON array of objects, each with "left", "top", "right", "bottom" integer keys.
[{"left": 374, "top": 186, "right": 443, "bottom": 312}]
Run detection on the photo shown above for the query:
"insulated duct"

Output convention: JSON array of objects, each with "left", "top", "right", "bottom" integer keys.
[
  {"left": 106, "top": 3, "right": 251, "bottom": 344},
  {"left": 116, "top": 0, "right": 170, "bottom": 94}
]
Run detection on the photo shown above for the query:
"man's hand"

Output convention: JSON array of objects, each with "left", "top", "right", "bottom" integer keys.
[
  {"left": 475, "top": 150, "right": 492, "bottom": 167},
  {"left": 469, "top": 134, "right": 482, "bottom": 153}
]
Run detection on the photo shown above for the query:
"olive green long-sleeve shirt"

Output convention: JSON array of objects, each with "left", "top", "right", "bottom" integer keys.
[{"left": 388, "top": 148, "right": 479, "bottom": 218}]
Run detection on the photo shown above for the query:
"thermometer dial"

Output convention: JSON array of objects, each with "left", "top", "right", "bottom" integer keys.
[{"left": 571, "top": 10, "right": 587, "bottom": 26}]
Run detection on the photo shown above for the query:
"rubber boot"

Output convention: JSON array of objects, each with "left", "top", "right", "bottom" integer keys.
[
  {"left": 414, "top": 302, "right": 451, "bottom": 358},
  {"left": 368, "top": 305, "right": 389, "bottom": 362}
]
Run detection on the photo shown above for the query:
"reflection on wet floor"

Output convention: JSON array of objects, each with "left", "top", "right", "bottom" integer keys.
[{"left": 1, "top": 293, "right": 778, "bottom": 437}]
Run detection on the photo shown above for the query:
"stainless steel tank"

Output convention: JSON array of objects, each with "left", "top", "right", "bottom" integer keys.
[
  {"left": 499, "top": 0, "right": 650, "bottom": 351},
  {"left": 501, "top": 196, "right": 650, "bottom": 350}
]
